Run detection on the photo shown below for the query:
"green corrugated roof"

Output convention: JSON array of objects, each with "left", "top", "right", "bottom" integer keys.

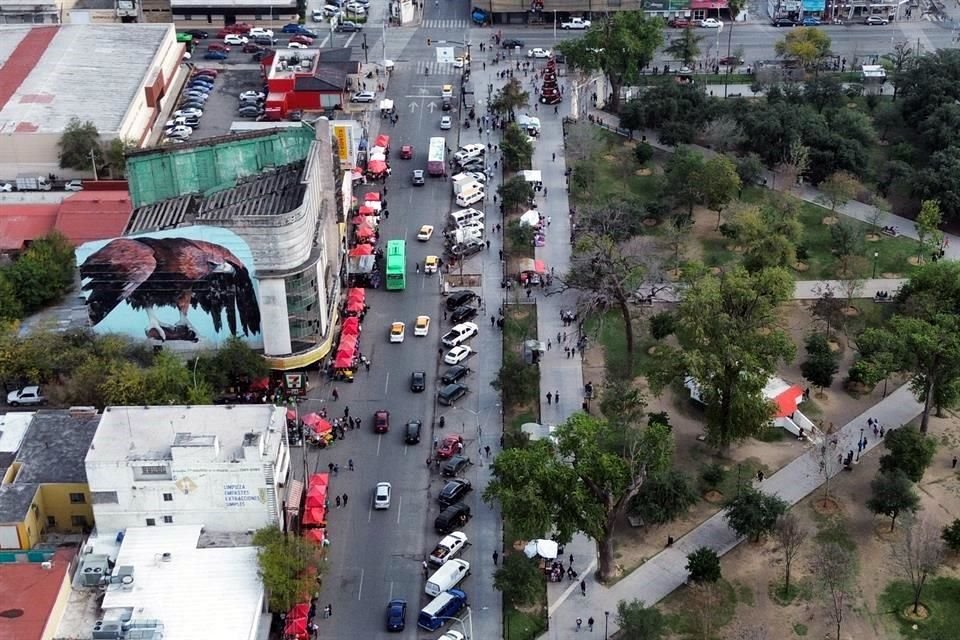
[{"left": 127, "top": 128, "right": 315, "bottom": 208}]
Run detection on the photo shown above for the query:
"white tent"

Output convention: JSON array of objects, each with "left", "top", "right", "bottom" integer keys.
[
  {"left": 521, "top": 170, "right": 542, "bottom": 184},
  {"left": 379, "top": 99, "right": 394, "bottom": 111},
  {"left": 519, "top": 210, "right": 540, "bottom": 227},
  {"left": 523, "top": 539, "right": 559, "bottom": 560}
]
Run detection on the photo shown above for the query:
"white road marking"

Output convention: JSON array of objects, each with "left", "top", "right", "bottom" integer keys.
[
  {"left": 358, "top": 568, "right": 365, "bottom": 600},
  {"left": 396, "top": 495, "right": 403, "bottom": 524}
]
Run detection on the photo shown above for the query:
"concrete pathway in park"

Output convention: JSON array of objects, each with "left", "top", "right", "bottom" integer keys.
[
  {"left": 539, "top": 384, "right": 924, "bottom": 639},
  {"left": 638, "top": 278, "right": 909, "bottom": 304}
]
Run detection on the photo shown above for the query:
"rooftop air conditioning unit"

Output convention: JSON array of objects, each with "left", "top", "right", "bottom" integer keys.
[{"left": 92, "top": 620, "right": 123, "bottom": 640}]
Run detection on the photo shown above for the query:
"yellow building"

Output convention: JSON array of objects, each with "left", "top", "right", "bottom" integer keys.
[{"left": 0, "top": 409, "right": 100, "bottom": 550}]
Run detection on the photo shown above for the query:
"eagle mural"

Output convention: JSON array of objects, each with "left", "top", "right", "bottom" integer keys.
[{"left": 79, "top": 237, "right": 262, "bottom": 343}]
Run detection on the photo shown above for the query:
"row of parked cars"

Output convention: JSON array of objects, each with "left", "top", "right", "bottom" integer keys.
[{"left": 163, "top": 68, "right": 219, "bottom": 142}]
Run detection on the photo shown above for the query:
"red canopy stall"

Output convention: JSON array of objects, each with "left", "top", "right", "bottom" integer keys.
[
  {"left": 341, "top": 317, "right": 360, "bottom": 336},
  {"left": 283, "top": 603, "right": 310, "bottom": 640},
  {"left": 364, "top": 192, "right": 381, "bottom": 202}
]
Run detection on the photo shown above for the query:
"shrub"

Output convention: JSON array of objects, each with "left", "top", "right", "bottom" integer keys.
[
  {"left": 700, "top": 463, "right": 725, "bottom": 490},
  {"left": 634, "top": 142, "right": 654, "bottom": 165},
  {"left": 686, "top": 546, "right": 722, "bottom": 583},
  {"left": 649, "top": 312, "right": 675, "bottom": 340}
]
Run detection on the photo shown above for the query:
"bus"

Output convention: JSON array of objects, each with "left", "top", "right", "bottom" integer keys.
[
  {"left": 385, "top": 240, "right": 406, "bottom": 291},
  {"left": 427, "top": 137, "right": 446, "bottom": 176}
]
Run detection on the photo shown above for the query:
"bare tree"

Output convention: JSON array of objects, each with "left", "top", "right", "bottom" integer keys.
[
  {"left": 689, "top": 581, "right": 723, "bottom": 640},
  {"left": 897, "top": 517, "right": 945, "bottom": 615},
  {"left": 700, "top": 116, "right": 744, "bottom": 153},
  {"left": 812, "top": 542, "right": 856, "bottom": 640},
  {"left": 775, "top": 513, "right": 809, "bottom": 596},
  {"left": 816, "top": 434, "right": 843, "bottom": 505},
  {"left": 811, "top": 283, "right": 845, "bottom": 339},
  {"left": 775, "top": 138, "right": 810, "bottom": 189},
  {"left": 839, "top": 277, "right": 865, "bottom": 312},
  {"left": 564, "top": 120, "right": 605, "bottom": 165}
]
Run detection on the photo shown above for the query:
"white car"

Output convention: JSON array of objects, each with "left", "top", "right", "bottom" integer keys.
[
  {"left": 224, "top": 34, "right": 248, "bottom": 45},
  {"left": 0, "top": 183, "right": 12, "bottom": 192},
  {"left": 344, "top": 3, "right": 367, "bottom": 13},
  {"left": 351, "top": 91, "right": 376, "bottom": 103},
  {"left": 441, "top": 322, "right": 479, "bottom": 347},
  {"left": 444, "top": 345, "right": 473, "bottom": 365},
  {"left": 248, "top": 27, "right": 274, "bottom": 38},
  {"left": 453, "top": 56, "right": 465, "bottom": 68},
  {"left": 414, "top": 315, "right": 431, "bottom": 336},
  {"left": 437, "top": 632, "right": 466, "bottom": 640},
  {"left": 239, "top": 91, "right": 265, "bottom": 101},
  {"left": 700, "top": 18, "right": 723, "bottom": 28},
  {"left": 440, "top": 115, "right": 452, "bottom": 130},
  {"left": 174, "top": 108, "right": 203, "bottom": 118},
  {"left": 560, "top": 17, "right": 591, "bottom": 29},
  {"left": 165, "top": 125, "right": 193, "bottom": 139},
  {"left": 464, "top": 171, "right": 487, "bottom": 184},
  {"left": 455, "top": 144, "right": 485, "bottom": 162},
  {"left": 373, "top": 482, "right": 392, "bottom": 509},
  {"left": 6, "top": 385, "right": 46, "bottom": 407},
  {"left": 417, "top": 225, "right": 435, "bottom": 241},
  {"left": 321, "top": 4, "right": 342, "bottom": 15},
  {"left": 288, "top": 42, "right": 307, "bottom": 49},
  {"left": 527, "top": 48, "right": 552, "bottom": 59},
  {"left": 390, "top": 321, "right": 405, "bottom": 343},
  {"left": 64, "top": 179, "right": 84, "bottom": 192}
]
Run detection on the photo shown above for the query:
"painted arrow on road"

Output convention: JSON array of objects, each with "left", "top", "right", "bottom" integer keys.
[
  {"left": 427, "top": 101, "right": 437, "bottom": 113},
  {"left": 409, "top": 102, "right": 419, "bottom": 112}
]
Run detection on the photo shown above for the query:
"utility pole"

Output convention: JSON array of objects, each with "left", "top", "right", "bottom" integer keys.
[
  {"left": 362, "top": 32, "right": 369, "bottom": 64},
  {"left": 89, "top": 148, "right": 98, "bottom": 180}
]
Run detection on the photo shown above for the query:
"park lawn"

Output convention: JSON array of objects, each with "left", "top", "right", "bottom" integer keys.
[
  {"left": 879, "top": 577, "right": 960, "bottom": 639},
  {"left": 661, "top": 578, "right": 740, "bottom": 638},
  {"left": 569, "top": 131, "right": 661, "bottom": 208},
  {"left": 584, "top": 310, "right": 665, "bottom": 380}
]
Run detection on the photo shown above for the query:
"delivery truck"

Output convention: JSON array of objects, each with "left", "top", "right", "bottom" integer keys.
[{"left": 16, "top": 174, "right": 52, "bottom": 191}]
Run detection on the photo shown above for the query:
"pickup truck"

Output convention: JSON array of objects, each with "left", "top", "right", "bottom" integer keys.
[
  {"left": 429, "top": 531, "right": 468, "bottom": 567},
  {"left": 560, "top": 17, "right": 591, "bottom": 29}
]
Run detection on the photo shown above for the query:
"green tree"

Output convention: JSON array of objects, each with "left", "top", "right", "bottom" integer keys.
[
  {"left": 484, "top": 413, "right": 673, "bottom": 582},
  {"left": 557, "top": 13, "right": 663, "bottom": 112},
  {"left": 100, "top": 360, "right": 148, "bottom": 406},
  {"left": 143, "top": 351, "right": 201, "bottom": 405},
  {"left": 801, "top": 333, "right": 840, "bottom": 393},
  {"left": 878, "top": 427, "right": 937, "bottom": 482},
  {"left": 774, "top": 27, "right": 832, "bottom": 72},
  {"left": 818, "top": 171, "right": 860, "bottom": 213},
  {"left": 0, "top": 271, "right": 22, "bottom": 323},
  {"left": 493, "top": 553, "right": 543, "bottom": 606},
  {"left": 252, "top": 526, "right": 319, "bottom": 612},
  {"left": 866, "top": 469, "right": 920, "bottom": 531},
  {"left": 724, "top": 486, "right": 788, "bottom": 542},
  {"left": 506, "top": 219, "right": 535, "bottom": 252},
  {"left": 735, "top": 153, "right": 765, "bottom": 187},
  {"left": 649, "top": 267, "right": 795, "bottom": 452},
  {"left": 634, "top": 142, "right": 654, "bottom": 165},
  {"left": 490, "top": 77, "right": 530, "bottom": 120},
  {"left": 497, "top": 175, "right": 534, "bottom": 213},
  {"left": 942, "top": 518, "right": 960, "bottom": 552},
  {"left": 649, "top": 311, "right": 675, "bottom": 340},
  {"left": 6, "top": 232, "right": 76, "bottom": 314},
  {"left": 915, "top": 199, "right": 944, "bottom": 263},
  {"left": 59, "top": 117, "right": 103, "bottom": 171},
  {"left": 811, "top": 284, "right": 845, "bottom": 339},
  {"left": 103, "top": 137, "right": 136, "bottom": 177},
  {"left": 197, "top": 336, "right": 270, "bottom": 392},
  {"left": 501, "top": 122, "right": 534, "bottom": 171},
  {"left": 491, "top": 351, "right": 539, "bottom": 406},
  {"left": 803, "top": 75, "right": 845, "bottom": 113},
  {"left": 729, "top": 203, "right": 803, "bottom": 272},
  {"left": 701, "top": 156, "right": 741, "bottom": 229},
  {"left": 829, "top": 220, "right": 865, "bottom": 276},
  {"left": 913, "top": 147, "right": 960, "bottom": 223},
  {"left": 664, "top": 147, "right": 706, "bottom": 220},
  {"left": 881, "top": 40, "right": 914, "bottom": 101},
  {"left": 665, "top": 27, "right": 703, "bottom": 68},
  {"left": 617, "top": 599, "right": 667, "bottom": 639},
  {"left": 630, "top": 469, "right": 698, "bottom": 525},
  {"left": 686, "top": 546, "right": 722, "bottom": 583}
]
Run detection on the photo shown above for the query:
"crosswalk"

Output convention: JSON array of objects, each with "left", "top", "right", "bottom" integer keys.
[
  {"left": 414, "top": 60, "right": 461, "bottom": 75},
  {"left": 422, "top": 18, "right": 470, "bottom": 29}
]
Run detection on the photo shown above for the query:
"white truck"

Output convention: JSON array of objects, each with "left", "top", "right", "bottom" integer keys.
[
  {"left": 560, "top": 17, "right": 591, "bottom": 29},
  {"left": 451, "top": 173, "right": 480, "bottom": 195},
  {"left": 16, "top": 174, "right": 52, "bottom": 191},
  {"left": 428, "top": 531, "right": 468, "bottom": 567}
]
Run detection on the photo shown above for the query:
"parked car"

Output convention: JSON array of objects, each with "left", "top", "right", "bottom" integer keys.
[
  {"left": 435, "top": 503, "right": 471, "bottom": 533},
  {"left": 800, "top": 16, "right": 821, "bottom": 25},
  {"left": 438, "top": 478, "right": 472, "bottom": 506},
  {"left": 445, "top": 290, "right": 477, "bottom": 310},
  {"left": 351, "top": 91, "right": 376, "bottom": 103},
  {"left": 7, "top": 385, "right": 47, "bottom": 407},
  {"left": 436, "top": 434, "right": 464, "bottom": 459},
  {"left": 238, "top": 106, "right": 264, "bottom": 118},
  {"left": 864, "top": 15, "right": 889, "bottom": 24},
  {"left": 700, "top": 18, "right": 723, "bottom": 28},
  {"left": 719, "top": 55, "right": 744, "bottom": 66},
  {"left": 336, "top": 21, "right": 362, "bottom": 32},
  {"left": 440, "top": 365, "right": 470, "bottom": 385},
  {"left": 441, "top": 454, "right": 470, "bottom": 477},
  {"left": 668, "top": 17, "right": 693, "bottom": 28},
  {"left": 771, "top": 17, "right": 796, "bottom": 26},
  {"left": 288, "top": 42, "right": 308, "bottom": 49},
  {"left": 443, "top": 346, "right": 472, "bottom": 365},
  {"left": 174, "top": 108, "right": 203, "bottom": 118},
  {"left": 437, "top": 383, "right": 468, "bottom": 406},
  {"left": 449, "top": 305, "right": 478, "bottom": 323},
  {"left": 203, "top": 50, "right": 228, "bottom": 60}
]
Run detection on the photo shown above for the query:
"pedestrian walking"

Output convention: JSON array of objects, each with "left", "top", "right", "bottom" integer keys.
[
  {"left": 439, "top": 416, "right": 446, "bottom": 428},
  {"left": 953, "top": 455, "right": 957, "bottom": 469},
  {"left": 331, "top": 387, "right": 339, "bottom": 401},
  {"left": 344, "top": 405, "right": 350, "bottom": 418},
  {"left": 552, "top": 152, "right": 556, "bottom": 161},
  {"left": 547, "top": 340, "right": 552, "bottom": 350},
  {"left": 328, "top": 462, "right": 335, "bottom": 473},
  {"left": 569, "top": 553, "right": 574, "bottom": 565},
  {"left": 576, "top": 618, "right": 583, "bottom": 632},
  {"left": 333, "top": 464, "right": 339, "bottom": 475},
  {"left": 555, "top": 390, "right": 559, "bottom": 403},
  {"left": 335, "top": 495, "right": 342, "bottom": 508},
  {"left": 588, "top": 617, "right": 594, "bottom": 631},
  {"left": 485, "top": 445, "right": 491, "bottom": 457},
  {"left": 546, "top": 392, "right": 553, "bottom": 405},
  {"left": 324, "top": 604, "right": 332, "bottom": 618},
  {"left": 422, "top": 560, "right": 429, "bottom": 576},
  {"left": 364, "top": 359, "right": 371, "bottom": 372},
  {"left": 348, "top": 459, "right": 354, "bottom": 471},
  {"left": 493, "top": 550, "right": 499, "bottom": 565},
  {"left": 342, "top": 493, "right": 348, "bottom": 506},
  {"left": 580, "top": 579, "right": 586, "bottom": 596}
]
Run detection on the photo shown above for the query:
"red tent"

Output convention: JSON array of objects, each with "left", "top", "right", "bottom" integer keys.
[
  {"left": 308, "top": 473, "right": 330, "bottom": 489},
  {"left": 349, "top": 245, "right": 374, "bottom": 257},
  {"left": 304, "top": 528, "right": 326, "bottom": 545},
  {"left": 368, "top": 159, "right": 388, "bottom": 174},
  {"left": 286, "top": 408, "right": 297, "bottom": 423},
  {"left": 304, "top": 485, "right": 327, "bottom": 508},
  {"left": 249, "top": 377, "right": 270, "bottom": 391},
  {"left": 374, "top": 134, "right": 390, "bottom": 149},
  {"left": 355, "top": 225, "right": 375, "bottom": 240},
  {"left": 364, "top": 192, "right": 381, "bottom": 202},
  {"left": 302, "top": 506, "right": 327, "bottom": 526},
  {"left": 338, "top": 333, "right": 358, "bottom": 354},
  {"left": 358, "top": 204, "right": 379, "bottom": 215},
  {"left": 333, "top": 350, "right": 354, "bottom": 368},
  {"left": 342, "top": 317, "right": 360, "bottom": 336},
  {"left": 347, "top": 288, "right": 365, "bottom": 304},
  {"left": 284, "top": 603, "right": 310, "bottom": 639}
]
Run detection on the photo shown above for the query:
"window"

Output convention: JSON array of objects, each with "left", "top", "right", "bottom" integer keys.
[
  {"left": 163, "top": 493, "right": 174, "bottom": 502},
  {"left": 47, "top": 516, "right": 56, "bottom": 527},
  {"left": 146, "top": 518, "right": 156, "bottom": 526},
  {"left": 71, "top": 515, "right": 88, "bottom": 527},
  {"left": 69, "top": 493, "right": 86, "bottom": 504},
  {"left": 91, "top": 491, "right": 119, "bottom": 504},
  {"left": 163, "top": 515, "right": 174, "bottom": 524},
  {"left": 140, "top": 465, "right": 167, "bottom": 475}
]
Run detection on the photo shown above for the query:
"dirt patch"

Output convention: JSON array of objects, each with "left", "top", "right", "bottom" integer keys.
[
  {"left": 447, "top": 274, "right": 482, "bottom": 287},
  {"left": 710, "top": 266, "right": 723, "bottom": 275},
  {"left": 704, "top": 490, "right": 725, "bottom": 504},
  {"left": 908, "top": 256, "right": 925, "bottom": 266},
  {"left": 828, "top": 340, "right": 842, "bottom": 353},
  {"left": 841, "top": 306, "right": 860, "bottom": 317},
  {"left": 822, "top": 216, "right": 839, "bottom": 225},
  {"left": 792, "top": 261, "right": 809, "bottom": 272},
  {"left": 635, "top": 168, "right": 653, "bottom": 176},
  {"left": 812, "top": 496, "right": 842, "bottom": 515},
  {"left": 881, "top": 272, "right": 901, "bottom": 279},
  {"left": 866, "top": 233, "right": 881, "bottom": 242},
  {"left": 900, "top": 603, "right": 930, "bottom": 620},
  {"left": 642, "top": 217, "right": 659, "bottom": 227},
  {"left": 603, "top": 154, "right": 617, "bottom": 162}
]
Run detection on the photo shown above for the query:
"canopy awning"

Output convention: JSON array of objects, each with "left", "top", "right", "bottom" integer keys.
[
  {"left": 286, "top": 408, "right": 297, "bottom": 423},
  {"left": 368, "top": 159, "right": 388, "bottom": 174},
  {"left": 522, "top": 170, "right": 542, "bottom": 183},
  {"left": 518, "top": 258, "right": 547, "bottom": 274},
  {"left": 304, "top": 528, "right": 326, "bottom": 545},
  {"left": 364, "top": 192, "right": 381, "bottom": 202},
  {"left": 379, "top": 99, "right": 394, "bottom": 110},
  {"left": 374, "top": 134, "right": 390, "bottom": 148},
  {"left": 342, "top": 316, "right": 361, "bottom": 336},
  {"left": 519, "top": 210, "right": 541, "bottom": 227},
  {"left": 284, "top": 603, "right": 310, "bottom": 638},
  {"left": 338, "top": 333, "right": 358, "bottom": 354},
  {"left": 333, "top": 351, "right": 354, "bottom": 368},
  {"left": 355, "top": 225, "right": 375, "bottom": 240},
  {"left": 302, "top": 506, "right": 327, "bottom": 526},
  {"left": 523, "top": 538, "right": 559, "bottom": 560},
  {"left": 349, "top": 244, "right": 374, "bottom": 257}
]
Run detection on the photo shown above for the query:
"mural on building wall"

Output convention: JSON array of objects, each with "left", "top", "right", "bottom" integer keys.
[{"left": 76, "top": 227, "right": 262, "bottom": 347}]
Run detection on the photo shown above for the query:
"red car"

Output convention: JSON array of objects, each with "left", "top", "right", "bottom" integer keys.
[
  {"left": 667, "top": 18, "right": 693, "bottom": 28},
  {"left": 243, "top": 42, "right": 264, "bottom": 53},
  {"left": 373, "top": 410, "right": 390, "bottom": 433},
  {"left": 207, "top": 43, "right": 230, "bottom": 53},
  {"left": 436, "top": 434, "right": 464, "bottom": 459},
  {"left": 399, "top": 145, "right": 414, "bottom": 159},
  {"left": 193, "top": 68, "right": 219, "bottom": 77},
  {"left": 289, "top": 34, "right": 315, "bottom": 45}
]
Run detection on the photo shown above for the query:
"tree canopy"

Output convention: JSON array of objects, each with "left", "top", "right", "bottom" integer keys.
[
  {"left": 252, "top": 526, "right": 321, "bottom": 612},
  {"left": 878, "top": 427, "right": 937, "bottom": 482},
  {"left": 59, "top": 118, "right": 103, "bottom": 171},
  {"left": 724, "top": 486, "right": 788, "bottom": 542},
  {"left": 867, "top": 469, "right": 920, "bottom": 531},
  {"left": 774, "top": 27, "right": 832, "bottom": 70}
]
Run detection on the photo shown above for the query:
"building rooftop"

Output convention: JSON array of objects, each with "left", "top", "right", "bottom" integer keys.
[
  {"left": 124, "top": 161, "right": 307, "bottom": 234},
  {"left": 0, "top": 548, "right": 74, "bottom": 640},
  {"left": 0, "top": 25, "right": 172, "bottom": 135},
  {"left": 0, "top": 190, "right": 133, "bottom": 251},
  {"left": 0, "top": 411, "right": 32, "bottom": 455},
  {"left": 0, "top": 482, "right": 38, "bottom": 524},
  {"left": 87, "top": 405, "right": 286, "bottom": 465},
  {"left": 15, "top": 410, "right": 100, "bottom": 484},
  {"left": 84, "top": 525, "right": 262, "bottom": 640}
]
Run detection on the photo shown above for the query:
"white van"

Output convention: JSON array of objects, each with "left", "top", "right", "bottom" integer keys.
[
  {"left": 425, "top": 559, "right": 470, "bottom": 596},
  {"left": 456, "top": 189, "right": 485, "bottom": 207},
  {"left": 449, "top": 208, "right": 484, "bottom": 228}
]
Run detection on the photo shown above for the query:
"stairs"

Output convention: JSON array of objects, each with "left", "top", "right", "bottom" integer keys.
[{"left": 263, "top": 463, "right": 279, "bottom": 525}]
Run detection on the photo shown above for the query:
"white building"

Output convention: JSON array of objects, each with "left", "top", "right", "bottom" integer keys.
[{"left": 86, "top": 405, "right": 290, "bottom": 535}]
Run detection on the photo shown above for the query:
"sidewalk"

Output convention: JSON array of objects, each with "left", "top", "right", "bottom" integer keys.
[
  {"left": 641, "top": 278, "right": 910, "bottom": 303},
  {"left": 540, "top": 384, "right": 923, "bottom": 639}
]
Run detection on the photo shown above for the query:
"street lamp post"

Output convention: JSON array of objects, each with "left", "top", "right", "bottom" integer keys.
[
  {"left": 872, "top": 251, "right": 879, "bottom": 278},
  {"left": 436, "top": 606, "right": 474, "bottom": 639},
  {"left": 604, "top": 610, "right": 610, "bottom": 639}
]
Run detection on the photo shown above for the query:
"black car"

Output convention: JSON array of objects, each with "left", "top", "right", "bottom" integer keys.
[
  {"left": 437, "top": 383, "right": 468, "bottom": 406},
  {"left": 442, "top": 97, "right": 452, "bottom": 111},
  {"left": 771, "top": 17, "right": 795, "bottom": 26},
  {"left": 435, "top": 502, "right": 471, "bottom": 533},
  {"left": 252, "top": 50, "right": 273, "bottom": 61},
  {"left": 441, "top": 454, "right": 470, "bottom": 477},
  {"left": 502, "top": 39, "right": 524, "bottom": 48},
  {"left": 438, "top": 478, "right": 472, "bottom": 506},
  {"left": 404, "top": 419, "right": 422, "bottom": 444},
  {"left": 252, "top": 35, "right": 278, "bottom": 45},
  {"left": 410, "top": 370, "right": 426, "bottom": 392},
  {"left": 445, "top": 290, "right": 477, "bottom": 311},
  {"left": 441, "top": 365, "right": 470, "bottom": 385},
  {"left": 187, "top": 29, "right": 209, "bottom": 39},
  {"left": 450, "top": 305, "right": 478, "bottom": 324}
]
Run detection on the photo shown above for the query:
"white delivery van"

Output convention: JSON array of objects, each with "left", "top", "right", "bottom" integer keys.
[
  {"left": 449, "top": 208, "right": 484, "bottom": 228},
  {"left": 425, "top": 558, "right": 471, "bottom": 596},
  {"left": 451, "top": 173, "right": 476, "bottom": 195},
  {"left": 455, "top": 189, "right": 485, "bottom": 208}
]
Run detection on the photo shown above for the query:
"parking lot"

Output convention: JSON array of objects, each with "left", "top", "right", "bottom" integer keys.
[{"left": 172, "top": 67, "right": 266, "bottom": 141}]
